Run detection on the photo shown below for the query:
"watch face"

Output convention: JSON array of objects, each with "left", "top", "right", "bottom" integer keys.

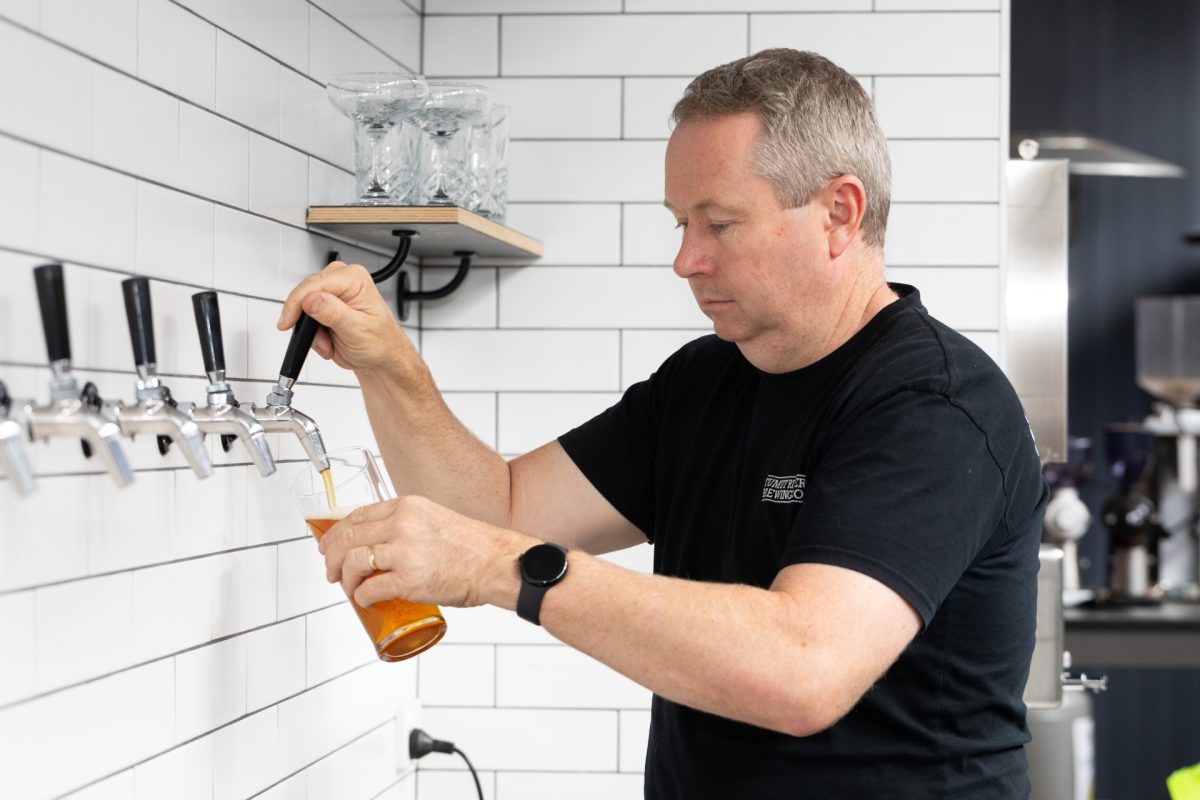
[{"left": 522, "top": 543, "right": 568, "bottom": 586}]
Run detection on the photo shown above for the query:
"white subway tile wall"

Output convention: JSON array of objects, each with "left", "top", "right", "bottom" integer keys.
[
  {"left": 0, "top": 2, "right": 422, "bottom": 798},
  {"left": 419, "top": 4, "right": 1008, "bottom": 799},
  {"left": 0, "top": 2, "right": 1008, "bottom": 798}
]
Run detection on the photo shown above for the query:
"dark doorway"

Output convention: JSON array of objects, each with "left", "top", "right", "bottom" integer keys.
[{"left": 1011, "top": 1, "right": 1200, "bottom": 798}]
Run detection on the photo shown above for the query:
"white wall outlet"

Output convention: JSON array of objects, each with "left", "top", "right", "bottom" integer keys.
[{"left": 396, "top": 694, "right": 424, "bottom": 776}]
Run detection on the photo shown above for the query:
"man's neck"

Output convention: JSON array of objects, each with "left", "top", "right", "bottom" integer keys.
[{"left": 740, "top": 274, "right": 897, "bottom": 375}]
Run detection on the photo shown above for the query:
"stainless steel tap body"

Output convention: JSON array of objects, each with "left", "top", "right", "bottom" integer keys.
[
  {"left": 24, "top": 385, "right": 135, "bottom": 487},
  {"left": 0, "top": 408, "right": 36, "bottom": 495},
  {"left": 114, "top": 383, "right": 214, "bottom": 479},
  {"left": 250, "top": 401, "right": 330, "bottom": 473},
  {"left": 191, "top": 382, "right": 277, "bottom": 477}
]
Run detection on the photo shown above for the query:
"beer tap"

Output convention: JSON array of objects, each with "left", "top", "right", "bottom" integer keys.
[
  {"left": 250, "top": 236, "right": 419, "bottom": 475},
  {"left": 23, "top": 263, "right": 135, "bottom": 487},
  {"left": 0, "top": 380, "right": 36, "bottom": 495},
  {"left": 189, "top": 291, "right": 276, "bottom": 477},
  {"left": 250, "top": 309, "right": 330, "bottom": 474},
  {"left": 112, "top": 277, "right": 213, "bottom": 480}
]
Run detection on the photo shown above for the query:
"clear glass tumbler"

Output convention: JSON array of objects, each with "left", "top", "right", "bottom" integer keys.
[
  {"left": 479, "top": 104, "right": 510, "bottom": 222},
  {"left": 455, "top": 103, "right": 510, "bottom": 219},
  {"left": 410, "top": 81, "right": 489, "bottom": 205},
  {"left": 326, "top": 73, "right": 429, "bottom": 205},
  {"left": 290, "top": 447, "right": 447, "bottom": 661}
]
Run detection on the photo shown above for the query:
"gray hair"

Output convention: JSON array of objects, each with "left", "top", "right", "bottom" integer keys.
[{"left": 672, "top": 49, "right": 891, "bottom": 248}]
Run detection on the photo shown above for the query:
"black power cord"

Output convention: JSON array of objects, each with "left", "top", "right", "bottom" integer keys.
[{"left": 409, "top": 728, "right": 484, "bottom": 800}]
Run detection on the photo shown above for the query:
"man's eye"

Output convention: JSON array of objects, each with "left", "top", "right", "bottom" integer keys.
[
  {"left": 674, "top": 220, "right": 687, "bottom": 230},
  {"left": 709, "top": 222, "right": 731, "bottom": 233}
]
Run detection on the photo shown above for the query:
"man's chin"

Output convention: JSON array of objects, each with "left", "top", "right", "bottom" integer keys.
[{"left": 709, "top": 319, "right": 749, "bottom": 343}]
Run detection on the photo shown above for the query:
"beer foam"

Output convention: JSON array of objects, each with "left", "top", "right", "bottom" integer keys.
[{"left": 304, "top": 505, "right": 359, "bottom": 521}]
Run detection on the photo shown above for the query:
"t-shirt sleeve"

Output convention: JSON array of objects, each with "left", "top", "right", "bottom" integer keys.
[
  {"left": 558, "top": 374, "right": 664, "bottom": 541},
  {"left": 783, "top": 389, "right": 1009, "bottom": 626}
]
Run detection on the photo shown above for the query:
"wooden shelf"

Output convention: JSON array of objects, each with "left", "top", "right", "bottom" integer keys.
[{"left": 306, "top": 205, "right": 543, "bottom": 260}]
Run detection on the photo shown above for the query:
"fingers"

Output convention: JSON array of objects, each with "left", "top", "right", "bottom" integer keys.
[
  {"left": 340, "top": 542, "right": 392, "bottom": 599},
  {"left": 278, "top": 261, "right": 373, "bottom": 330},
  {"left": 321, "top": 511, "right": 396, "bottom": 580},
  {"left": 354, "top": 572, "right": 407, "bottom": 609},
  {"left": 312, "top": 327, "right": 333, "bottom": 359},
  {"left": 348, "top": 500, "right": 401, "bottom": 524},
  {"left": 300, "top": 291, "right": 354, "bottom": 331}
]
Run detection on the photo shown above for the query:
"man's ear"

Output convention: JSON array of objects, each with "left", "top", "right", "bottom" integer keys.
[{"left": 823, "top": 176, "right": 867, "bottom": 260}]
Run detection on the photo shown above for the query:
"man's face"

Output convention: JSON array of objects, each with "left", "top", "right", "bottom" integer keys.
[{"left": 664, "top": 112, "right": 836, "bottom": 361}]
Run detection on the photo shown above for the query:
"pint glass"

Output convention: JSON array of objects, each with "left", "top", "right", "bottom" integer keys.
[{"left": 290, "top": 447, "right": 446, "bottom": 661}]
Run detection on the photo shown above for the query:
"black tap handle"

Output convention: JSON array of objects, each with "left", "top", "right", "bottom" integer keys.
[
  {"left": 191, "top": 291, "right": 226, "bottom": 375},
  {"left": 279, "top": 313, "right": 320, "bottom": 382},
  {"left": 33, "top": 263, "right": 71, "bottom": 363},
  {"left": 121, "top": 277, "right": 157, "bottom": 368}
]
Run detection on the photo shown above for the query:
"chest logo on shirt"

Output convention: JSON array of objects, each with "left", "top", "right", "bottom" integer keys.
[{"left": 761, "top": 474, "right": 807, "bottom": 504}]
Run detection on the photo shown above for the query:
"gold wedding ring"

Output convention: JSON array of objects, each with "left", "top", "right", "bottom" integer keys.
[{"left": 367, "top": 545, "right": 378, "bottom": 572}]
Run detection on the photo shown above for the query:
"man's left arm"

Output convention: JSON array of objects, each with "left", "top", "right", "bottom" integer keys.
[
  {"left": 535, "top": 543, "right": 922, "bottom": 736},
  {"left": 322, "top": 496, "right": 921, "bottom": 737}
]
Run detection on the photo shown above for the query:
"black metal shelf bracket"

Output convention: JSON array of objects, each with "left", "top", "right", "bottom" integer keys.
[
  {"left": 327, "top": 229, "right": 474, "bottom": 322},
  {"left": 396, "top": 249, "right": 473, "bottom": 322}
]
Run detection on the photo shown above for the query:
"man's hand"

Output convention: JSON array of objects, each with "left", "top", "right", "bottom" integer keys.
[
  {"left": 319, "top": 495, "right": 537, "bottom": 610},
  {"left": 278, "top": 260, "right": 416, "bottom": 374}
]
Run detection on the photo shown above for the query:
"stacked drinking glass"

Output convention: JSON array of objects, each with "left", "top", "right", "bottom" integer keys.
[{"left": 326, "top": 73, "right": 510, "bottom": 220}]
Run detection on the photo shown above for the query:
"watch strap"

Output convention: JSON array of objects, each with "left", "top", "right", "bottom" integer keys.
[
  {"left": 517, "top": 543, "right": 568, "bottom": 626},
  {"left": 517, "top": 580, "right": 551, "bottom": 626}
]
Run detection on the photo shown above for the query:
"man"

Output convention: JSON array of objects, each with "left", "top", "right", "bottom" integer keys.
[{"left": 282, "top": 49, "right": 1047, "bottom": 798}]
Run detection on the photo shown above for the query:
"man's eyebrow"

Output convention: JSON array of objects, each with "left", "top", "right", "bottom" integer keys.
[{"left": 662, "top": 199, "right": 743, "bottom": 215}]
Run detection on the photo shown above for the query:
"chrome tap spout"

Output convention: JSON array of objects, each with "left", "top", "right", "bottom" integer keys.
[
  {"left": 250, "top": 402, "right": 330, "bottom": 473},
  {"left": 0, "top": 382, "right": 36, "bottom": 496},
  {"left": 31, "top": 263, "right": 135, "bottom": 487},
  {"left": 115, "top": 395, "right": 213, "bottom": 479},
  {"left": 191, "top": 385, "right": 277, "bottom": 477},
  {"left": 24, "top": 392, "right": 134, "bottom": 487},
  {"left": 189, "top": 291, "right": 279, "bottom": 477},
  {"left": 115, "top": 276, "right": 213, "bottom": 479}
]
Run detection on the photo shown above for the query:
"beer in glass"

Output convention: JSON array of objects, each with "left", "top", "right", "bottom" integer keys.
[{"left": 290, "top": 447, "right": 446, "bottom": 661}]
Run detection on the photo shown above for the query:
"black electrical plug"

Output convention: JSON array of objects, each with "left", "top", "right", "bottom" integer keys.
[
  {"left": 409, "top": 728, "right": 484, "bottom": 800},
  {"left": 409, "top": 728, "right": 456, "bottom": 759}
]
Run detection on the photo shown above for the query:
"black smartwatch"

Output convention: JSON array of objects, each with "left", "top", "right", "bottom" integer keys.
[{"left": 517, "top": 543, "right": 569, "bottom": 626}]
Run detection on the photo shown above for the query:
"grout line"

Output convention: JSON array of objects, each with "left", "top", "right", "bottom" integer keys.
[
  {"left": 419, "top": 0, "right": 426, "bottom": 74},
  {"left": 0, "top": 533, "right": 312, "bottom": 599},
  {"left": 369, "top": 769, "right": 418, "bottom": 800},
  {"left": 0, "top": 354, "right": 375, "bottom": 390},
  {"left": 618, "top": 329, "right": 624, "bottom": 390},
  {"left": 502, "top": 135, "right": 1002, "bottom": 143},
  {"left": 616, "top": 708, "right": 622, "bottom": 771},
  {"left": 619, "top": 77, "right": 626, "bottom": 140},
  {"left": 618, "top": 201, "right": 626, "bottom": 265},
  {"left": 59, "top": 698, "right": 398, "bottom": 800},
  {"left": 0, "top": 13, "right": 379, "bottom": 180},
  {"left": 438, "top": 72, "right": 1003, "bottom": 80},
  {"left": 1, "top": 595, "right": 350, "bottom": 713},
  {"left": 0, "top": 131, "right": 396, "bottom": 268},
  {"left": 418, "top": 700, "right": 654, "bottom": 710},
  {"left": 421, "top": 8, "right": 999, "bottom": 15}
]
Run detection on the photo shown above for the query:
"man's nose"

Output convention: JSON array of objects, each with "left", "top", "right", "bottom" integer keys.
[{"left": 672, "top": 229, "right": 713, "bottom": 279}]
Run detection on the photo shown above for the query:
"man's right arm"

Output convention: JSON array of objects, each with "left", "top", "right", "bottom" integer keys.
[{"left": 279, "top": 261, "right": 645, "bottom": 556}]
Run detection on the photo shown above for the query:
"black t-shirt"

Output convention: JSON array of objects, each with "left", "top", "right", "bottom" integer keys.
[{"left": 558, "top": 285, "right": 1047, "bottom": 800}]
